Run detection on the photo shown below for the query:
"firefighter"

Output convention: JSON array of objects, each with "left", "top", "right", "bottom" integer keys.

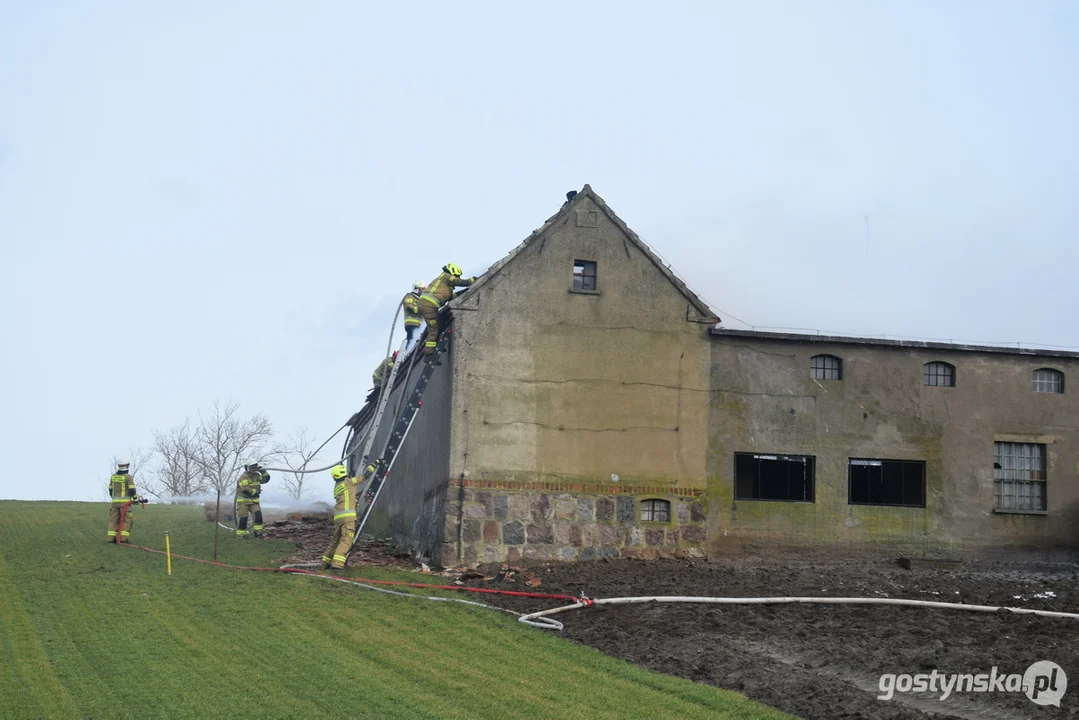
[
  {"left": 417, "top": 263, "right": 476, "bottom": 355},
  {"left": 372, "top": 352, "right": 398, "bottom": 389},
  {"left": 402, "top": 282, "right": 426, "bottom": 346},
  {"left": 107, "top": 459, "right": 138, "bottom": 542},
  {"left": 235, "top": 461, "right": 270, "bottom": 538},
  {"left": 322, "top": 464, "right": 361, "bottom": 570}
]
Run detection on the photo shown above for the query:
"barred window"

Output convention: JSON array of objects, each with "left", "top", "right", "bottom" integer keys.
[
  {"left": 848, "top": 459, "right": 926, "bottom": 507},
  {"left": 994, "top": 442, "right": 1047, "bottom": 512},
  {"left": 735, "top": 453, "right": 815, "bottom": 502},
  {"left": 572, "top": 260, "right": 597, "bottom": 291},
  {"left": 810, "top": 354, "right": 842, "bottom": 380},
  {"left": 1033, "top": 368, "right": 1064, "bottom": 394},
  {"left": 923, "top": 362, "right": 955, "bottom": 387},
  {"left": 640, "top": 499, "right": 670, "bottom": 522}
]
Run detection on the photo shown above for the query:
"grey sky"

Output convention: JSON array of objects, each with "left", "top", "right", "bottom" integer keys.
[{"left": 2, "top": 2, "right": 1077, "bottom": 501}]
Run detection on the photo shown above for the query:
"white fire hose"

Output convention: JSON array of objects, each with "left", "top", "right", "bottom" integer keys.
[{"left": 518, "top": 595, "right": 1079, "bottom": 631}]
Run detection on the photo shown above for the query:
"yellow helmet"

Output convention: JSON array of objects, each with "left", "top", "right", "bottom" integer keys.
[
  {"left": 330, "top": 464, "right": 348, "bottom": 480},
  {"left": 443, "top": 263, "right": 462, "bottom": 277}
]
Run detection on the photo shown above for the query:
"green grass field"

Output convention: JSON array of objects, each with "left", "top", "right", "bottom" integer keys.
[{"left": 0, "top": 501, "right": 792, "bottom": 720}]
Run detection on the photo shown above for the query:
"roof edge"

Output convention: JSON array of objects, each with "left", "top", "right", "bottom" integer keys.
[{"left": 710, "top": 328, "right": 1079, "bottom": 360}]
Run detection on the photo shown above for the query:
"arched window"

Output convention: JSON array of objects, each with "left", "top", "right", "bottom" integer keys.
[
  {"left": 923, "top": 361, "right": 955, "bottom": 387},
  {"left": 640, "top": 499, "right": 670, "bottom": 522},
  {"left": 1033, "top": 368, "right": 1064, "bottom": 394},
  {"left": 810, "top": 354, "right": 842, "bottom": 381}
]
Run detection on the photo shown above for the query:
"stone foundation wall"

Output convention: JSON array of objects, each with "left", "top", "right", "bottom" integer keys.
[{"left": 442, "top": 481, "right": 708, "bottom": 567}]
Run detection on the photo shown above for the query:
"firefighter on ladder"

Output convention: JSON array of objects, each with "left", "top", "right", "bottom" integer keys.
[
  {"left": 372, "top": 352, "right": 398, "bottom": 390},
  {"left": 322, "top": 464, "right": 360, "bottom": 570},
  {"left": 367, "top": 351, "right": 399, "bottom": 402},
  {"left": 417, "top": 263, "right": 476, "bottom": 356},
  {"left": 107, "top": 459, "right": 138, "bottom": 542},
  {"left": 402, "top": 281, "right": 426, "bottom": 349},
  {"left": 234, "top": 461, "right": 270, "bottom": 538}
]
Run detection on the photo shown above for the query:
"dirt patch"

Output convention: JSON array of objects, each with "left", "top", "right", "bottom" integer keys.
[{"left": 468, "top": 555, "right": 1079, "bottom": 720}]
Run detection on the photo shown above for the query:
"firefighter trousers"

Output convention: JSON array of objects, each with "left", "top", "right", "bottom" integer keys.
[
  {"left": 236, "top": 502, "right": 263, "bottom": 536},
  {"left": 417, "top": 300, "right": 441, "bottom": 355},
  {"left": 108, "top": 504, "right": 133, "bottom": 541},
  {"left": 322, "top": 519, "right": 357, "bottom": 569}
]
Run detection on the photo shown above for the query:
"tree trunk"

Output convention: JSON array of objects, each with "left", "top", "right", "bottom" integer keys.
[{"left": 213, "top": 491, "right": 221, "bottom": 561}]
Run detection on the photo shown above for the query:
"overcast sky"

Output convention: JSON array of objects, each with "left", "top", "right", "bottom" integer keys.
[{"left": 2, "top": 2, "right": 1077, "bottom": 502}]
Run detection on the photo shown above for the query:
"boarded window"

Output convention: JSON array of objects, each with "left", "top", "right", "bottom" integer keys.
[
  {"left": 810, "top": 354, "right": 842, "bottom": 380},
  {"left": 848, "top": 459, "right": 926, "bottom": 507},
  {"left": 572, "top": 260, "right": 597, "bottom": 291},
  {"left": 923, "top": 362, "right": 955, "bottom": 387},
  {"left": 735, "top": 453, "right": 815, "bottom": 502},
  {"left": 640, "top": 499, "right": 670, "bottom": 522},
  {"left": 994, "top": 442, "right": 1047, "bottom": 512},
  {"left": 1033, "top": 368, "right": 1064, "bottom": 394}
]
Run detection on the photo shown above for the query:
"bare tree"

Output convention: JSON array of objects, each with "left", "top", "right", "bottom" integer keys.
[
  {"left": 192, "top": 400, "right": 276, "bottom": 495},
  {"left": 150, "top": 420, "right": 206, "bottom": 498},
  {"left": 280, "top": 427, "right": 323, "bottom": 501},
  {"left": 190, "top": 399, "right": 276, "bottom": 559}
]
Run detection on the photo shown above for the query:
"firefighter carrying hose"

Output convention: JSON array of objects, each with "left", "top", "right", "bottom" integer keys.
[
  {"left": 235, "top": 461, "right": 270, "bottom": 538},
  {"left": 107, "top": 459, "right": 138, "bottom": 542},
  {"left": 322, "top": 464, "right": 360, "bottom": 570},
  {"left": 417, "top": 263, "right": 476, "bottom": 356}
]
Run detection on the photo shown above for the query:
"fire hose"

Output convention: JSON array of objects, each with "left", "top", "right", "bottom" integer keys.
[{"left": 517, "top": 594, "right": 1079, "bottom": 631}]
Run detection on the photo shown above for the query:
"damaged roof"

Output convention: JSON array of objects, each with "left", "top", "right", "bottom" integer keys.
[{"left": 449, "top": 185, "right": 719, "bottom": 323}]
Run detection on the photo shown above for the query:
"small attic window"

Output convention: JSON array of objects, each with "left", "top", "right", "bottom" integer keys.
[{"left": 572, "top": 260, "right": 597, "bottom": 291}]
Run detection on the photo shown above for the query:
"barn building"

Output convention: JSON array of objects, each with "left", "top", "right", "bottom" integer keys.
[{"left": 357, "top": 185, "right": 1079, "bottom": 566}]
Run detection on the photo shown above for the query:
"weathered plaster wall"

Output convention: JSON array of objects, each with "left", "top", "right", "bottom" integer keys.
[
  {"left": 444, "top": 194, "right": 713, "bottom": 563},
  {"left": 708, "top": 334, "right": 1079, "bottom": 555}
]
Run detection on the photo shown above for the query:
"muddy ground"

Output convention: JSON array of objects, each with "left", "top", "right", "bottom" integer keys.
[
  {"left": 481, "top": 555, "right": 1079, "bottom": 720},
  {"left": 270, "top": 520, "right": 1079, "bottom": 719}
]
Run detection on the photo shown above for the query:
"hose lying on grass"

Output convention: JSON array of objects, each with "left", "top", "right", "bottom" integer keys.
[
  {"left": 517, "top": 594, "right": 1079, "bottom": 630},
  {"left": 117, "top": 542, "right": 577, "bottom": 617}
]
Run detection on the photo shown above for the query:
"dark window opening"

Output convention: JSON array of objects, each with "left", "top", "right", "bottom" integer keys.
[
  {"left": 640, "top": 499, "right": 670, "bottom": 522},
  {"left": 848, "top": 459, "right": 926, "bottom": 507},
  {"left": 735, "top": 453, "right": 815, "bottom": 502},
  {"left": 923, "top": 362, "right": 955, "bottom": 387},
  {"left": 994, "top": 441, "right": 1047, "bottom": 511},
  {"left": 810, "top": 354, "right": 842, "bottom": 380},
  {"left": 1033, "top": 368, "right": 1064, "bottom": 394},
  {"left": 572, "top": 260, "right": 597, "bottom": 291}
]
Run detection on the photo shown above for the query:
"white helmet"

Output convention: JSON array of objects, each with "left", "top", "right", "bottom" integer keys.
[
  {"left": 117, "top": 458, "right": 131, "bottom": 468},
  {"left": 412, "top": 281, "right": 425, "bottom": 291}
]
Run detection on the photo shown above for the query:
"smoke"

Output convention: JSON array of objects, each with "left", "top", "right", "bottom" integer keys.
[{"left": 160, "top": 488, "right": 329, "bottom": 513}]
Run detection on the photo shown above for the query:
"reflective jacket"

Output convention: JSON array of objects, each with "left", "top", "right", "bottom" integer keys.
[
  {"left": 372, "top": 357, "right": 395, "bottom": 387},
  {"left": 109, "top": 472, "right": 137, "bottom": 503},
  {"left": 332, "top": 476, "right": 361, "bottom": 524},
  {"left": 419, "top": 272, "right": 474, "bottom": 308},
  {"left": 402, "top": 293, "right": 422, "bottom": 327},
  {"left": 235, "top": 470, "right": 268, "bottom": 503}
]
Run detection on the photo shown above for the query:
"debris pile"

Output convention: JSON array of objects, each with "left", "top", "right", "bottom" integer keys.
[
  {"left": 260, "top": 516, "right": 415, "bottom": 569},
  {"left": 203, "top": 501, "right": 234, "bottom": 523},
  {"left": 431, "top": 564, "right": 544, "bottom": 588}
]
